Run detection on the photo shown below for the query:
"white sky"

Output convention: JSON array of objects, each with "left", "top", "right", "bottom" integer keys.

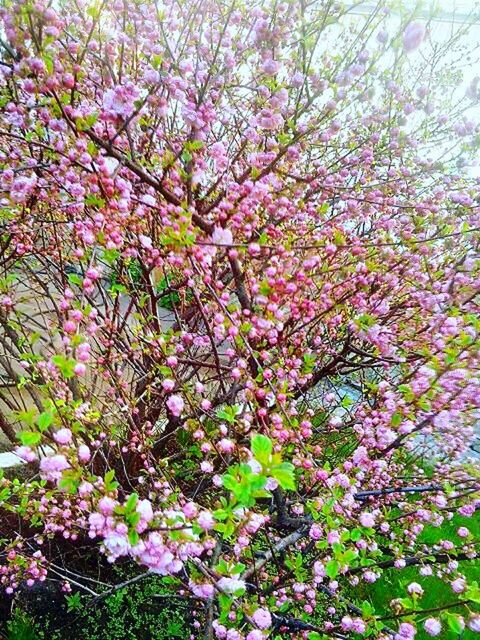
[{"left": 343, "top": 0, "right": 480, "bottom": 175}]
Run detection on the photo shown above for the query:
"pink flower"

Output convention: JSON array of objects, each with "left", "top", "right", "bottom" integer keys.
[
  {"left": 261, "top": 59, "right": 281, "bottom": 76},
  {"left": 424, "top": 618, "right": 441, "bottom": 636},
  {"left": 39, "top": 454, "right": 70, "bottom": 482},
  {"left": 144, "top": 68, "right": 160, "bottom": 84},
  {"left": 103, "top": 532, "right": 131, "bottom": 560},
  {"left": 407, "top": 582, "right": 423, "bottom": 596},
  {"left": 246, "top": 632, "right": 264, "bottom": 640},
  {"left": 218, "top": 438, "right": 235, "bottom": 453},
  {"left": 265, "top": 477, "right": 278, "bottom": 491},
  {"left": 162, "top": 379, "right": 175, "bottom": 392},
  {"left": 63, "top": 320, "right": 77, "bottom": 334},
  {"left": 190, "top": 582, "right": 214, "bottom": 598},
  {"left": 403, "top": 22, "right": 425, "bottom": 53},
  {"left": 79, "top": 481, "right": 93, "bottom": 497},
  {"left": 396, "top": 622, "right": 416, "bottom": 640},
  {"left": 213, "top": 622, "right": 227, "bottom": 639},
  {"left": 139, "top": 234, "right": 153, "bottom": 249},
  {"left": 98, "top": 496, "right": 116, "bottom": 515},
  {"left": 457, "top": 527, "right": 470, "bottom": 538},
  {"left": 63, "top": 73, "right": 75, "bottom": 89},
  {"left": 15, "top": 446, "right": 37, "bottom": 463},
  {"left": 77, "top": 344, "right": 91, "bottom": 362},
  {"left": 54, "top": 428, "right": 73, "bottom": 445},
  {"left": 245, "top": 513, "right": 265, "bottom": 534},
  {"left": 313, "top": 561, "right": 326, "bottom": 580},
  {"left": 10, "top": 175, "right": 37, "bottom": 203},
  {"left": 103, "top": 84, "right": 139, "bottom": 118},
  {"left": 137, "top": 499, "right": 154, "bottom": 523},
  {"left": 252, "top": 608, "right": 272, "bottom": 629},
  {"left": 451, "top": 578, "right": 466, "bottom": 593},
  {"left": 309, "top": 524, "right": 322, "bottom": 540},
  {"left": 167, "top": 394, "right": 184, "bottom": 417},
  {"left": 352, "top": 618, "right": 366, "bottom": 634},
  {"left": 78, "top": 445, "right": 91, "bottom": 462},
  {"left": 182, "top": 502, "right": 197, "bottom": 519},
  {"left": 247, "top": 459, "right": 262, "bottom": 474},
  {"left": 359, "top": 512, "right": 375, "bottom": 528},
  {"left": 212, "top": 226, "right": 233, "bottom": 246},
  {"left": 352, "top": 445, "right": 368, "bottom": 465},
  {"left": 85, "top": 267, "right": 99, "bottom": 280},
  {"left": 327, "top": 530, "right": 340, "bottom": 544},
  {"left": 468, "top": 616, "right": 480, "bottom": 632},
  {"left": 341, "top": 616, "right": 353, "bottom": 631},
  {"left": 74, "top": 362, "right": 87, "bottom": 376},
  {"left": 363, "top": 570, "right": 378, "bottom": 583},
  {"left": 198, "top": 511, "right": 215, "bottom": 530}
]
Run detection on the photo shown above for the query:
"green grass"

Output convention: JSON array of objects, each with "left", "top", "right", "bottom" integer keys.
[{"left": 364, "top": 512, "right": 480, "bottom": 639}]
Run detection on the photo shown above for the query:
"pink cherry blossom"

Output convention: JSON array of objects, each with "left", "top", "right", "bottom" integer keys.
[
  {"left": 39, "top": 454, "right": 70, "bottom": 483},
  {"left": 212, "top": 226, "right": 233, "bottom": 246},
  {"left": 252, "top": 608, "right": 271, "bottom": 629},
  {"left": 424, "top": 618, "right": 441, "bottom": 636},
  {"left": 403, "top": 22, "right": 426, "bottom": 53},
  {"left": 166, "top": 394, "right": 184, "bottom": 417},
  {"left": 54, "top": 428, "right": 73, "bottom": 445}
]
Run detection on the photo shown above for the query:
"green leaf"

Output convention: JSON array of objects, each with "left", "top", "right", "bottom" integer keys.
[
  {"left": 67, "top": 273, "right": 83, "bottom": 286},
  {"left": 271, "top": 462, "right": 296, "bottom": 490},
  {"left": 51, "top": 355, "right": 76, "bottom": 379},
  {"left": 110, "top": 283, "right": 128, "bottom": 295},
  {"left": 37, "top": 411, "right": 53, "bottom": 432},
  {"left": 17, "top": 431, "right": 41, "bottom": 446},
  {"left": 361, "top": 600, "right": 375, "bottom": 617},
  {"left": 216, "top": 405, "right": 241, "bottom": 424},
  {"left": 251, "top": 434, "right": 272, "bottom": 465},
  {"left": 16, "top": 408, "right": 36, "bottom": 427},
  {"left": 342, "top": 549, "right": 358, "bottom": 564},
  {"left": 391, "top": 412, "right": 402, "bottom": 427},
  {"left": 325, "top": 559, "right": 339, "bottom": 579},
  {"left": 128, "top": 530, "right": 140, "bottom": 545},
  {"left": 222, "top": 474, "right": 237, "bottom": 491},
  {"left": 258, "top": 232, "right": 269, "bottom": 246},
  {"left": 58, "top": 470, "right": 80, "bottom": 494},
  {"left": 66, "top": 592, "right": 82, "bottom": 612},
  {"left": 447, "top": 614, "right": 464, "bottom": 635},
  {"left": 124, "top": 493, "right": 138, "bottom": 513},
  {"left": 104, "top": 469, "right": 119, "bottom": 491},
  {"left": 43, "top": 53, "right": 54, "bottom": 75},
  {"left": 232, "top": 562, "right": 245, "bottom": 575},
  {"left": 350, "top": 528, "right": 362, "bottom": 542},
  {"left": 187, "top": 140, "right": 204, "bottom": 151}
]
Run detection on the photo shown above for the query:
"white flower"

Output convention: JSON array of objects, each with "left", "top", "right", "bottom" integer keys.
[{"left": 216, "top": 577, "right": 246, "bottom": 594}]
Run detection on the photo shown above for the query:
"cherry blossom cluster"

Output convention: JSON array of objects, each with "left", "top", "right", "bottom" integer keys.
[{"left": 0, "top": 0, "right": 479, "bottom": 637}]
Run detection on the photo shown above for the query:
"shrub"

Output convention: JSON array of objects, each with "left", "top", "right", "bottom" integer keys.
[{"left": 0, "top": 0, "right": 479, "bottom": 638}]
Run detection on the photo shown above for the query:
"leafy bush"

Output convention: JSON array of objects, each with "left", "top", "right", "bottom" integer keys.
[
  {"left": 1, "top": 572, "right": 191, "bottom": 640},
  {"left": 0, "top": 0, "right": 479, "bottom": 638}
]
